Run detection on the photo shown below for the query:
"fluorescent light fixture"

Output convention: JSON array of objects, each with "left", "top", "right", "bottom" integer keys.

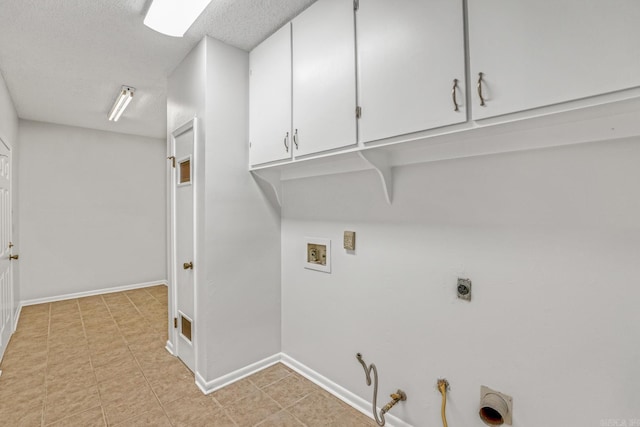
[
  {"left": 108, "top": 86, "right": 135, "bottom": 122},
  {"left": 144, "top": 0, "right": 212, "bottom": 37}
]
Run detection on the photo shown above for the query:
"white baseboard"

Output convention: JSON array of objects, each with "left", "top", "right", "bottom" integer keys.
[
  {"left": 192, "top": 352, "right": 411, "bottom": 427},
  {"left": 165, "top": 340, "right": 176, "bottom": 356},
  {"left": 280, "top": 354, "right": 412, "bottom": 427},
  {"left": 195, "top": 353, "right": 282, "bottom": 395},
  {"left": 20, "top": 280, "right": 168, "bottom": 307},
  {"left": 13, "top": 304, "right": 21, "bottom": 332}
]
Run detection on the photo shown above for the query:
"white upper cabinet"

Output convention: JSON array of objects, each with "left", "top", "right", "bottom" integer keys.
[
  {"left": 357, "top": 0, "right": 467, "bottom": 143},
  {"left": 291, "top": 0, "right": 357, "bottom": 157},
  {"left": 249, "top": 24, "right": 292, "bottom": 166},
  {"left": 468, "top": 0, "right": 640, "bottom": 120}
]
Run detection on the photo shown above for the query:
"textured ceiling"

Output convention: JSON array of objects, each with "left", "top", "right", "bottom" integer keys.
[{"left": 0, "top": 0, "right": 316, "bottom": 139}]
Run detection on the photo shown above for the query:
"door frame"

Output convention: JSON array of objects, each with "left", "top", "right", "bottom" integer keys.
[
  {"left": 167, "top": 117, "right": 199, "bottom": 374},
  {"left": 0, "top": 136, "right": 14, "bottom": 361}
]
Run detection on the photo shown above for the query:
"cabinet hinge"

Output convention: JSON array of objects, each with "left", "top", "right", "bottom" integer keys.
[
  {"left": 174, "top": 317, "right": 178, "bottom": 328},
  {"left": 356, "top": 106, "right": 362, "bottom": 119},
  {"left": 354, "top": 0, "right": 359, "bottom": 11},
  {"left": 167, "top": 156, "right": 176, "bottom": 168}
]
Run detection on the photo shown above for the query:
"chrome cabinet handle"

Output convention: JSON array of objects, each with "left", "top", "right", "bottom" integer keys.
[
  {"left": 283, "top": 132, "right": 289, "bottom": 152},
  {"left": 452, "top": 78, "right": 460, "bottom": 112},
  {"left": 477, "top": 72, "right": 486, "bottom": 106},
  {"left": 293, "top": 129, "right": 299, "bottom": 150}
]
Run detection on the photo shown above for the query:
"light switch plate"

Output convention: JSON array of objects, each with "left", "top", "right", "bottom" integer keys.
[{"left": 344, "top": 231, "right": 355, "bottom": 250}]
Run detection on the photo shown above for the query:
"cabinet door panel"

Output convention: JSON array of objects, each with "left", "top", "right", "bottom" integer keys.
[
  {"left": 249, "top": 24, "right": 292, "bottom": 166},
  {"left": 469, "top": 0, "right": 640, "bottom": 120},
  {"left": 357, "top": 0, "right": 466, "bottom": 143},
  {"left": 292, "top": 0, "right": 357, "bottom": 157}
]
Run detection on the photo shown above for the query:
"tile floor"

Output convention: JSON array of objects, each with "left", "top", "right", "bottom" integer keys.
[{"left": 0, "top": 285, "right": 376, "bottom": 426}]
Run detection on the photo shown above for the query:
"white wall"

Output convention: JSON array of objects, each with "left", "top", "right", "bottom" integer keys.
[
  {"left": 281, "top": 138, "right": 640, "bottom": 426},
  {"left": 19, "top": 120, "right": 166, "bottom": 301},
  {"left": 203, "top": 37, "right": 281, "bottom": 379},
  {"left": 167, "top": 37, "right": 281, "bottom": 384}
]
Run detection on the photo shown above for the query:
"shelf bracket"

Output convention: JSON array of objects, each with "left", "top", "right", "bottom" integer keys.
[
  {"left": 251, "top": 169, "right": 282, "bottom": 211},
  {"left": 358, "top": 150, "right": 393, "bottom": 205}
]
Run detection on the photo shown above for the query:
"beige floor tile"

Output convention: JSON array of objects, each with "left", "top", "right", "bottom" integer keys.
[
  {"left": 97, "top": 369, "right": 149, "bottom": 404},
  {"left": 47, "top": 342, "right": 91, "bottom": 365},
  {"left": 102, "top": 387, "right": 162, "bottom": 426},
  {"left": 1, "top": 286, "right": 374, "bottom": 427},
  {"left": 46, "top": 362, "right": 96, "bottom": 395},
  {"left": 50, "top": 301, "right": 80, "bottom": 311},
  {"left": 148, "top": 368, "right": 202, "bottom": 405},
  {"left": 287, "top": 391, "right": 350, "bottom": 427},
  {"left": 20, "top": 302, "right": 50, "bottom": 314},
  {"left": 164, "top": 394, "right": 225, "bottom": 427},
  {"left": 46, "top": 406, "right": 106, "bottom": 427},
  {"left": 86, "top": 332, "right": 127, "bottom": 351},
  {"left": 44, "top": 383, "right": 101, "bottom": 425},
  {"left": 93, "top": 355, "right": 141, "bottom": 383},
  {"left": 212, "top": 377, "right": 260, "bottom": 406},
  {"left": 113, "top": 406, "right": 172, "bottom": 426},
  {"left": 226, "top": 389, "right": 282, "bottom": 427},
  {"left": 47, "top": 356, "right": 93, "bottom": 378},
  {"left": 127, "top": 333, "right": 167, "bottom": 352},
  {"left": 0, "top": 382, "right": 44, "bottom": 409},
  {"left": 0, "top": 349, "right": 48, "bottom": 374},
  {"left": 9, "top": 328, "right": 49, "bottom": 345},
  {"left": 90, "top": 345, "right": 133, "bottom": 368},
  {"left": 0, "top": 404, "right": 43, "bottom": 426},
  {"left": 263, "top": 374, "right": 316, "bottom": 409},
  {"left": 256, "top": 410, "right": 305, "bottom": 427},
  {"left": 0, "top": 369, "right": 45, "bottom": 399},
  {"left": 249, "top": 363, "right": 292, "bottom": 389}
]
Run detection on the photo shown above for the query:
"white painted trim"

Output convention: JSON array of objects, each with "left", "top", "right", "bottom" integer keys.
[
  {"left": 280, "top": 353, "right": 412, "bottom": 427},
  {"left": 12, "top": 304, "right": 21, "bottom": 333},
  {"left": 20, "top": 280, "right": 168, "bottom": 307},
  {"left": 192, "top": 352, "right": 411, "bottom": 427},
  {"left": 196, "top": 353, "right": 281, "bottom": 395},
  {"left": 165, "top": 339, "right": 176, "bottom": 356},
  {"left": 167, "top": 117, "right": 199, "bottom": 375}
]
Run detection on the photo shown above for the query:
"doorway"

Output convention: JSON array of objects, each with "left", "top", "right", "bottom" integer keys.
[
  {"left": 168, "top": 119, "right": 197, "bottom": 373},
  {"left": 0, "top": 138, "right": 14, "bottom": 360}
]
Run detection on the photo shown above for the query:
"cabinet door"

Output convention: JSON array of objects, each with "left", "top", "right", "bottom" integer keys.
[
  {"left": 292, "top": 0, "right": 357, "bottom": 157},
  {"left": 357, "top": 0, "right": 466, "bottom": 143},
  {"left": 249, "top": 24, "right": 292, "bottom": 166},
  {"left": 469, "top": 0, "right": 640, "bottom": 120}
]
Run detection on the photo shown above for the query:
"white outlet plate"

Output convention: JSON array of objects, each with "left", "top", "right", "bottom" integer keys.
[{"left": 304, "top": 237, "right": 331, "bottom": 273}]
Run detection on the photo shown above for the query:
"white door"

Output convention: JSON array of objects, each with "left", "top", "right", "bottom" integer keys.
[
  {"left": 171, "top": 120, "right": 196, "bottom": 372},
  {"left": 249, "top": 23, "right": 292, "bottom": 166},
  {"left": 0, "top": 139, "right": 14, "bottom": 360},
  {"left": 292, "top": 0, "right": 357, "bottom": 157},
  {"left": 468, "top": 0, "right": 640, "bottom": 120},
  {"left": 357, "top": 0, "right": 466, "bottom": 143}
]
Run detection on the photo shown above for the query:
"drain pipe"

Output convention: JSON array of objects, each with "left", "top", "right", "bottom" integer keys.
[{"left": 356, "top": 353, "right": 407, "bottom": 426}]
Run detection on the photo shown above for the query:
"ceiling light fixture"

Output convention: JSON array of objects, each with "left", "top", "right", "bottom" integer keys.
[
  {"left": 144, "top": 0, "right": 212, "bottom": 37},
  {"left": 108, "top": 86, "right": 135, "bottom": 122}
]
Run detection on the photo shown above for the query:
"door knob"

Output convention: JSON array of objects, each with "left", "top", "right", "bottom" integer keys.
[
  {"left": 183, "top": 262, "right": 193, "bottom": 270},
  {"left": 9, "top": 254, "right": 19, "bottom": 260}
]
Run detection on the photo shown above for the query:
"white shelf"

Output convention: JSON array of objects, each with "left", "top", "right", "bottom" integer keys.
[{"left": 250, "top": 92, "right": 640, "bottom": 208}]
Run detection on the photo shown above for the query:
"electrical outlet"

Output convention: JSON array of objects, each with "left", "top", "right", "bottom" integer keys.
[{"left": 344, "top": 231, "right": 355, "bottom": 250}]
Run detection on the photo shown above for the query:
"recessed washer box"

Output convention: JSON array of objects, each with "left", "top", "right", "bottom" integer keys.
[{"left": 304, "top": 237, "right": 331, "bottom": 273}]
